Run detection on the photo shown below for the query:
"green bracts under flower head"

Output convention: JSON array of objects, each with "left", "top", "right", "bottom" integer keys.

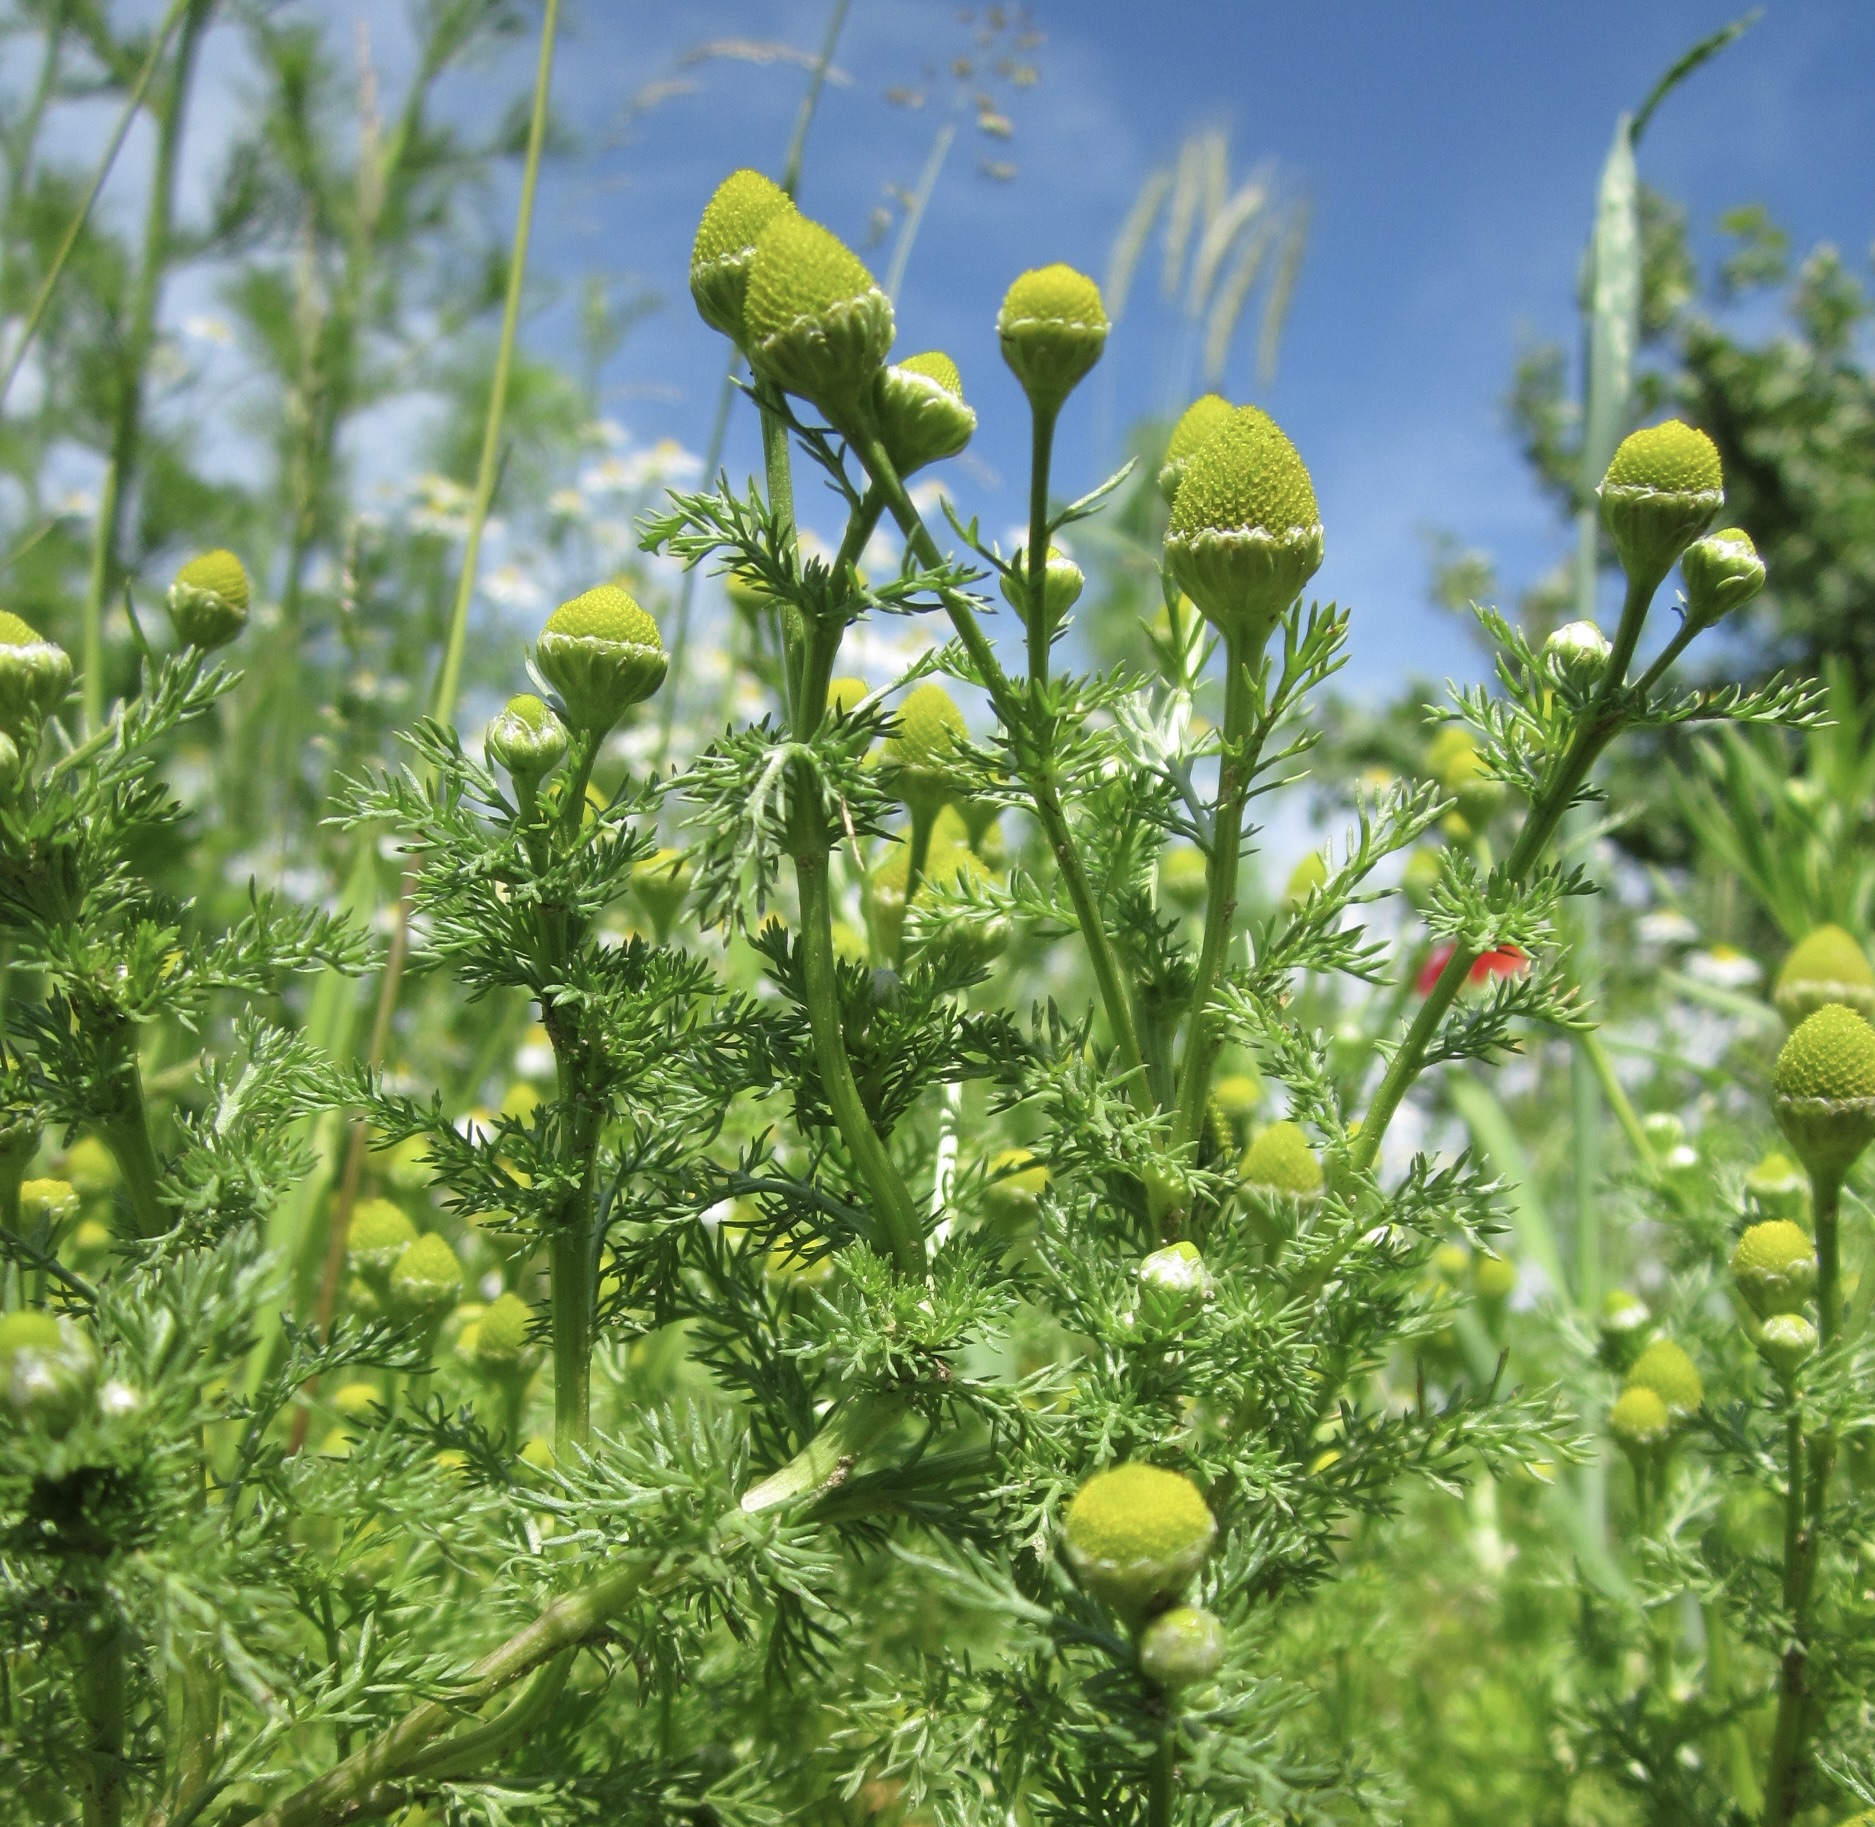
[
  {"left": 743, "top": 213, "right": 894, "bottom": 427},
  {"left": 1158, "top": 392, "right": 1234, "bottom": 503},
  {"left": 997, "top": 264, "right": 1108, "bottom": 415},
  {"left": 1164, "top": 405, "right": 1323, "bottom": 649},
  {"left": 486, "top": 692, "right": 568, "bottom": 787},
  {"left": 0, "top": 610, "right": 71, "bottom": 737},
  {"left": 167, "top": 548, "right": 250, "bottom": 650},
  {"left": 536, "top": 585, "right": 667, "bottom": 733},
  {"left": 1680, "top": 525, "right": 1764, "bottom": 632},
  {"left": 1063, "top": 1462, "right": 1216, "bottom": 1625},
  {"left": 1597, "top": 420, "right": 1723, "bottom": 584},
  {"left": 1773, "top": 924, "right": 1874, "bottom": 1026},
  {"left": 874, "top": 350, "right": 976, "bottom": 475},
  {"left": 1773, "top": 1002, "right": 1875, "bottom": 1185},
  {"left": 998, "top": 542, "right": 1084, "bottom": 635},
  {"left": 690, "top": 168, "right": 796, "bottom": 347}
]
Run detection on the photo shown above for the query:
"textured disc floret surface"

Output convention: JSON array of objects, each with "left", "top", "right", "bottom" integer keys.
[
  {"left": 1774, "top": 925, "right": 1875, "bottom": 1024},
  {"left": 389, "top": 1234, "right": 462, "bottom": 1318},
  {"left": 1774, "top": 1004, "right": 1875, "bottom": 1102},
  {"left": 474, "top": 1291, "right": 535, "bottom": 1368},
  {"left": 175, "top": 548, "right": 250, "bottom": 608},
  {"left": 1609, "top": 1385, "right": 1670, "bottom": 1449},
  {"left": 898, "top": 350, "right": 962, "bottom": 395},
  {"left": 1064, "top": 1463, "right": 1216, "bottom": 1622},
  {"left": 997, "top": 263, "right": 1109, "bottom": 411},
  {"left": 743, "top": 214, "right": 894, "bottom": 420},
  {"left": 1730, "top": 1219, "right": 1818, "bottom": 1317},
  {"left": 544, "top": 585, "right": 661, "bottom": 648},
  {"left": 744, "top": 214, "right": 878, "bottom": 336},
  {"left": 1604, "top": 420, "right": 1723, "bottom": 495},
  {"left": 1158, "top": 392, "right": 1236, "bottom": 504},
  {"left": 1624, "top": 1337, "right": 1704, "bottom": 1416},
  {"left": 884, "top": 684, "right": 966, "bottom": 802},
  {"left": 690, "top": 169, "right": 796, "bottom": 342},
  {"left": 1240, "top": 1120, "right": 1324, "bottom": 1200},
  {"left": 347, "top": 1196, "right": 416, "bottom": 1274},
  {"left": 1169, "top": 407, "right": 1319, "bottom": 542}
]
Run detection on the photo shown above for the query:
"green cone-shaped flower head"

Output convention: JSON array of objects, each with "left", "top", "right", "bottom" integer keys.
[
  {"left": 1137, "top": 1605, "right": 1226, "bottom": 1687},
  {"left": 1160, "top": 844, "right": 1209, "bottom": 911},
  {"left": 486, "top": 692, "right": 568, "bottom": 787},
  {"left": 1680, "top": 525, "right": 1764, "bottom": 632},
  {"left": 1745, "top": 1150, "right": 1809, "bottom": 1222},
  {"left": 389, "top": 1233, "right": 462, "bottom": 1322},
  {"left": 1624, "top": 1337, "right": 1703, "bottom": 1419},
  {"left": 1772, "top": 1003, "right": 1875, "bottom": 1186},
  {"left": 875, "top": 350, "right": 975, "bottom": 475},
  {"left": 743, "top": 214, "right": 894, "bottom": 427},
  {"left": 1165, "top": 406, "right": 1323, "bottom": 650},
  {"left": 632, "top": 846, "right": 692, "bottom": 940},
  {"left": 347, "top": 1196, "right": 417, "bottom": 1280},
  {"left": 1608, "top": 1384, "right": 1670, "bottom": 1453},
  {"left": 1597, "top": 1289, "right": 1654, "bottom": 1372},
  {"left": 1730, "top": 1219, "right": 1817, "bottom": 1317},
  {"left": 1158, "top": 392, "right": 1235, "bottom": 503},
  {"left": 1063, "top": 1462, "right": 1216, "bottom": 1625},
  {"left": 882, "top": 683, "right": 966, "bottom": 819},
  {"left": 997, "top": 264, "right": 1108, "bottom": 415},
  {"left": 999, "top": 542, "right": 1084, "bottom": 636},
  {"left": 1240, "top": 1119, "right": 1324, "bottom": 1204},
  {"left": 690, "top": 168, "right": 796, "bottom": 346},
  {"left": 1597, "top": 420, "right": 1723, "bottom": 584},
  {"left": 1, "top": 1308, "right": 97, "bottom": 1436},
  {"left": 536, "top": 585, "right": 667, "bottom": 733},
  {"left": 0, "top": 610, "right": 71, "bottom": 736},
  {"left": 1475, "top": 1252, "right": 1516, "bottom": 1300},
  {"left": 20, "top": 1178, "right": 78, "bottom": 1228},
  {"left": 472, "top": 1290, "right": 539, "bottom": 1374},
  {"left": 1544, "top": 618, "right": 1610, "bottom": 684},
  {"left": 1774, "top": 925, "right": 1875, "bottom": 1026},
  {"left": 168, "top": 548, "right": 250, "bottom": 650},
  {"left": 1758, "top": 1311, "right": 1818, "bottom": 1385}
]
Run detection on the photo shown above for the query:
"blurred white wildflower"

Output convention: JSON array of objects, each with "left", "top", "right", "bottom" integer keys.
[
  {"left": 182, "top": 314, "right": 234, "bottom": 345},
  {"left": 1638, "top": 909, "right": 1698, "bottom": 946},
  {"left": 1683, "top": 945, "right": 1762, "bottom": 989},
  {"left": 484, "top": 564, "right": 546, "bottom": 611},
  {"left": 548, "top": 487, "right": 588, "bottom": 520}
]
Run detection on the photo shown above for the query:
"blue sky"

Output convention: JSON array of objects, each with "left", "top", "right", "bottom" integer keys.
[{"left": 520, "top": 0, "right": 1874, "bottom": 692}]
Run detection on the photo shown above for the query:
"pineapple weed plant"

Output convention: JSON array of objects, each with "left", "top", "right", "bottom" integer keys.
[{"left": 3, "top": 146, "right": 1870, "bottom": 1827}]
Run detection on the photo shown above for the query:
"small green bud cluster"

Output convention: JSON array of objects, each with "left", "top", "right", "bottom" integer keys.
[
  {"left": 1679, "top": 525, "right": 1764, "bottom": 632},
  {"left": 1771, "top": 1002, "right": 1875, "bottom": 1188},
  {"left": 1597, "top": 1289, "right": 1653, "bottom": 1373},
  {"left": 1730, "top": 1219, "right": 1820, "bottom": 1385},
  {"left": 875, "top": 350, "right": 976, "bottom": 475},
  {"left": 1240, "top": 1120, "right": 1324, "bottom": 1206},
  {"left": 167, "top": 548, "right": 251, "bottom": 651},
  {"left": 1543, "top": 618, "right": 1610, "bottom": 683},
  {"left": 882, "top": 683, "right": 968, "bottom": 821},
  {"left": 999, "top": 543, "right": 1084, "bottom": 639}
]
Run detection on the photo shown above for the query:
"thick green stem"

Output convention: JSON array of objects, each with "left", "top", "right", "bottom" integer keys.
[
  {"left": 1170, "top": 630, "right": 1255, "bottom": 1164},
  {"left": 1147, "top": 1714, "right": 1174, "bottom": 1827},
  {"left": 548, "top": 1216, "right": 594, "bottom": 1449},
  {"left": 89, "top": 1003, "right": 164, "bottom": 1239},
  {"left": 850, "top": 427, "right": 1149, "bottom": 1093},
  {"left": 77, "top": 1600, "right": 125, "bottom": 1827},
  {"left": 1813, "top": 1175, "right": 1841, "bottom": 1349},
  {"left": 430, "top": 0, "right": 558, "bottom": 726},
  {"left": 1353, "top": 567, "right": 1658, "bottom": 1176},
  {"left": 759, "top": 396, "right": 806, "bottom": 723},
  {"left": 1024, "top": 404, "right": 1057, "bottom": 685}
]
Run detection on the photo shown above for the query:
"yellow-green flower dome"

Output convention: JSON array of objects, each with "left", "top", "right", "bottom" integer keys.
[
  {"left": 486, "top": 692, "right": 568, "bottom": 787},
  {"left": 743, "top": 213, "right": 894, "bottom": 425},
  {"left": 1680, "top": 525, "right": 1764, "bottom": 632},
  {"left": 1773, "top": 925, "right": 1875, "bottom": 1026},
  {"left": 1758, "top": 1311, "right": 1818, "bottom": 1383},
  {"left": 388, "top": 1233, "right": 462, "bottom": 1322},
  {"left": 1240, "top": 1120, "right": 1324, "bottom": 1202},
  {"left": 998, "top": 542, "right": 1084, "bottom": 635},
  {"left": 472, "top": 1291, "right": 538, "bottom": 1373},
  {"left": 1608, "top": 1384, "right": 1670, "bottom": 1451},
  {"left": 1597, "top": 420, "right": 1724, "bottom": 582},
  {"left": 536, "top": 585, "right": 667, "bottom": 733},
  {"left": 875, "top": 350, "right": 976, "bottom": 476},
  {"left": 1623, "top": 1337, "right": 1703, "bottom": 1419},
  {"left": 1062, "top": 1462, "right": 1216, "bottom": 1623},
  {"left": 347, "top": 1196, "right": 417, "bottom": 1279},
  {"left": 168, "top": 548, "right": 250, "bottom": 650},
  {"left": 1, "top": 1307, "right": 97, "bottom": 1435},
  {"left": 1773, "top": 1003, "right": 1875, "bottom": 1186},
  {"left": 882, "top": 683, "right": 967, "bottom": 819},
  {"left": 0, "top": 610, "right": 71, "bottom": 735},
  {"left": 1729, "top": 1219, "right": 1817, "bottom": 1318},
  {"left": 1165, "top": 405, "right": 1323, "bottom": 649},
  {"left": 1158, "top": 393, "right": 1235, "bottom": 504},
  {"left": 997, "top": 264, "right": 1108, "bottom": 414},
  {"left": 690, "top": 168, "right": 796, "bottom": 346}
]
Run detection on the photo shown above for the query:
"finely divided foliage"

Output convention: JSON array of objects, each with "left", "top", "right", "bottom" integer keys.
[{"left": 0, "top": 11, "right": 1869, "bottom": 1827}]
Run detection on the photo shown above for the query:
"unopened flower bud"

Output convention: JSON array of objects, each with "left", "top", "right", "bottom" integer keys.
[
  {"left": 167, "top": 548, "right": 250, "bottom": 651},
  {"left": 1138, "top": 1241, "right": 1212, "bottom": 1329},
  {"left": 1609, "top": 1384, "right": 1671, "bottom": 1454},
  {"left": 1597, "top": 1289, "right": 1653, "bottom": 1372},
  {"left": 1439, "top": 741, "right": 1506, "bottom": 829},
  {"left": 1240, "top": 1120, "right": 1324, "bottom": 1206},
  {"left": 1160, "top": 846, "right": 1208, "bottom": 911},
  {"left": 1474, "top": 1252, "right": 1516, "bottom": 1301},
  {"left": 1597, "top": 421, "right": 1723, "bottom": 586},
  {"left": 1544, "top": 619, "right": 1610, "bottom": 682},
  {"left": 20, "top": 1177, "right": 78, "bottom": 1229},
  {"left": 0, "top": 1309, "right": 97, "bottom": 1436},
  {"left": 486, "top": 693, "right": 568, "bottom": 788},
  {"left": 0, "top": 611, "right": 71, "bottom": 736},
  {"left": 1745, "top": 1151, "right": 1809, "bottom": 1222},
  {"left": 472, "top": 1291, "right": 539, "bottom": 1375},
  {"left": 690, "top": 168, "right": 796, "bottom": 347},
  {"left": 347, "top": 1196, "right": 417, "bottom": 1284},
  {"left": 535, "top": 585, "right": 667, "bottom": 733},
  {"left": 632, "top": 847, "right": 692, "bottom": 940},
  {"left": 999, "top": 543, "right": 1084, "bottom": 637},
  {"left": 1772, "top": 1003, "right": 1875, "bottom": 1187},
  {"left": 1774, "top": 926, "right": 1875, "bottom": 1027},
  {"left": 1757, "top": 1312, "right": 1818, "bottom": 1385},
  {"left": 983, "top": 1147, "right": 1048, "bottom": 1229},
  {"left": 882, "top": 683, "right": 966, "bottom": 821},
  {"left": 388, "top": 1233, "right": 462, "bottom": 1323},
  {"left": 1680, "top": 526, "right": 1764, "bottom": 632},
  {"left": 743, "top": 213, "right": 895, "bottom": 429},
  {"left": 1624, "top": 1337, "right": 1703, "bottom": 1420},
  {"left": 1136, "top": 1605, "right": 1226, "bottom": 1687},
  {"left": 874, "top": 351, "right": 976, "bottom": 475},
  {"left": 1731, "top": 1219, "right": 1818, "bottom": 1318},
  {"left": 1158, "top": 393, "right": 1234, "bottom": 504},
  {"left": 1164, "top": 405, "right": 1323, "bottom": 652},
  {"left": 997, "top": 264, "right": 1108, "bottom": 417},
  {"left": 1062, "top": 1462, "right": 1216, "bottom": 1626}
]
